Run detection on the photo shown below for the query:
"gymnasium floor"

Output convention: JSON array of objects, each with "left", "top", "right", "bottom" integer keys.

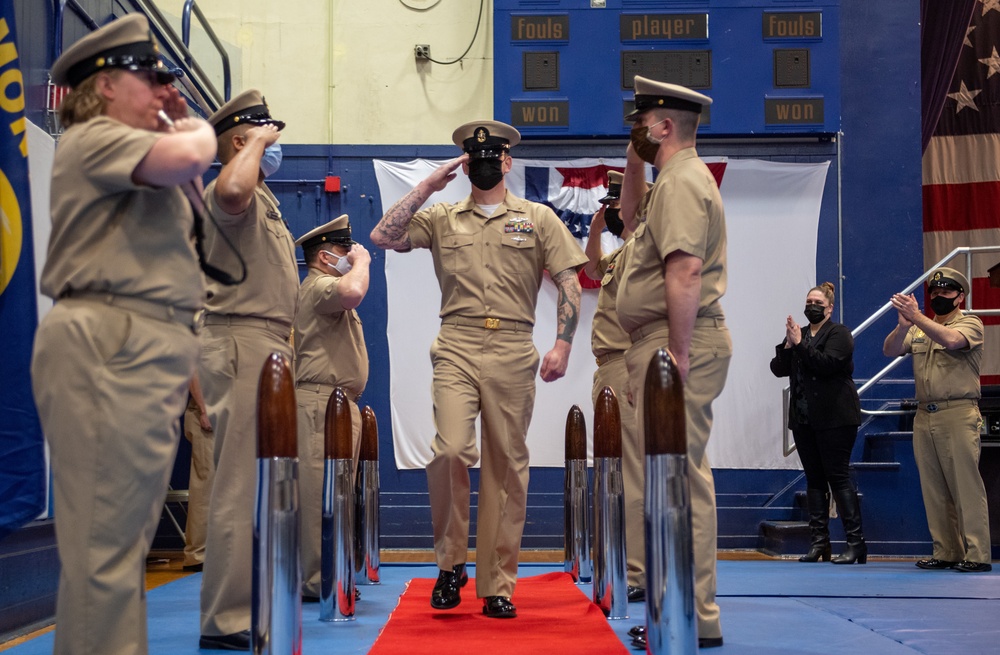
[{"left": 3, "top": 557, "right": 997, "bottom": 654}]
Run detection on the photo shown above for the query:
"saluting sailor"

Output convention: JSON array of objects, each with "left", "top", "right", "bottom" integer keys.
[{"left": 370, "top": 120, "right": 587, "bottom": 619}]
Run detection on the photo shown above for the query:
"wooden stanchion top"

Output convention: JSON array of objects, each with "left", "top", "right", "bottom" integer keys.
[
  {"left": 324, "top": 387, "right": 354, "bottom": 460},
  {"left": 593, "top": 386, "right": 622, "bottom": 458},
  {"left": 360, "top": 406, "right": 378, "bottom": 462},
  {"left": 256, "top": 352, "right": 297, "bottom": 459},
  {"left": 564, "top": 405, "right": 587, "bottom": 461},
  {"left": 643, "top": 348, "right": 686, "bottom": 456}
]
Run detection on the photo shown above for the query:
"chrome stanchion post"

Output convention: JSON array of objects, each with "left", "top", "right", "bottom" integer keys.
[
  {"left": 592, "top": 386, "right": 628, "bottom": 620},
  {"left": 319, "top": 388, "right": 356, "bottom": 621},
  {"left": 252, "top": 353, "right": 302, "bottom": 655},
  {"left": 644, "top": 348, "right": 696, "bottom": 655},
  {"left": 564, "top": 405, "right": 592, "bottom": 584},
  {"left": 355, "top": 406, "right": 380, "bottom": 585}
]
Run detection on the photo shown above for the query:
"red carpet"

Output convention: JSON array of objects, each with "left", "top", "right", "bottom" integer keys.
[{"left": 367, "top": 572, "right": 630, "bottom": 654}]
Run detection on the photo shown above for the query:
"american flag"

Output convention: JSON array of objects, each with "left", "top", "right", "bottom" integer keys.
[{"left": 923, "top": 0, "right": 1000, "bottom": 382}]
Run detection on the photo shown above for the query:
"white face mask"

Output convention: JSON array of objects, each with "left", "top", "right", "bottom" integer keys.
[{"left": 325, "top": 251, "right": 352, "bottom": 275}]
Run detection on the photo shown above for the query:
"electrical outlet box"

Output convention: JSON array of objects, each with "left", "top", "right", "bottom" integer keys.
[{"left": 414, "top": 44, "right": 430, "bottom": 60}]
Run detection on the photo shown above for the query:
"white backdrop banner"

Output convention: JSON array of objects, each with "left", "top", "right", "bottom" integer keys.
[{"left": 373, "top": 156, "right": 830, "bottom": 470}]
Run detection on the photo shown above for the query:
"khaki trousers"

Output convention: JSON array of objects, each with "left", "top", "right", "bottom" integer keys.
[
  {"left": 296, "top": 385, "right": 362, "bottom": 597},
  {"left": 31, "top": 301, "right": 197, "bottom": 655},
  {"left": 183, "top": 397, "right": 215, "bottom": 568},
  {"left": 198, "top": 324, "right": 293, "bottom": 636},
  {"left": 624, "top": 323, "right": 731, "bottom": 641},
  {"left": 913, "top": 405, "right": 992, "bottom": 563},
  {"left": 426, "top": 324, "right": 539, "bottom": 598},
  {"left": 592, "top": 355, "right": 643, "bottom": 587}
]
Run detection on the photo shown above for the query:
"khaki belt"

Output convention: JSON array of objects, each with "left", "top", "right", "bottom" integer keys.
[
  {"left": 918, "top": 398, "right": 978, "bottom": 413},
  {"left": 203, "top": 313, "right": 292, "bottom": 341},
  {"left": 443, "top": 315, "right": 533, "bottom": 333},
  {"left": 60, "top": 291, "right": 202, "bottom": 333},
  {"left": 596, "top": 351, "right": 625, "bottom": 367},
  {"left": 297, "top": 381, "right": 361, "bottom": 402},
  {"left": 629, "top": 316, "right": 725, "bottom": 343}
]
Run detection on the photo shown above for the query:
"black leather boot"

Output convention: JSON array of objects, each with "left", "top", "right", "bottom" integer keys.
[
  {"left": 831, "top": 486, "right": 867, "bottom": 564},
  {"left": 799, "top": 489, "right": 832, "bottom": 562}
]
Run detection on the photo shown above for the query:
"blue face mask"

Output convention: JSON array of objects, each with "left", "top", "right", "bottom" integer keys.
[{"left": 260, "top": 143, "right": 282, "bottom": 178}]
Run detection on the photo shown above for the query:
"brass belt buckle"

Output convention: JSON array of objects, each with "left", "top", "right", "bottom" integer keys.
[{"left": 484, "top": 317, "right": 500, "bottom": 330}]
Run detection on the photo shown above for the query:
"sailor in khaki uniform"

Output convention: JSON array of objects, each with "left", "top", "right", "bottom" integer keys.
[
  {"left": 31, "top": 14, "right": 216, "bottom": 655},
  {"left": 884, "top": 267, "right": 992, "bottom": 573},
  {"left": 370, "top": 120, "right": 586, "bottom": 618},
  {"left": 182, "top": 373, "right": 215, "bottom": 572},
  {"left": 617, "top": 76, "right": 731, "bottom": 649},
  {"left": 198, "top": 90, "right": 299, "bottom": 650},
  {"left": 582, "top": 170, "right": 646, "bottom": 599},
  {"left": 293, "top": 215, "right": 371, "bottom": 599}
]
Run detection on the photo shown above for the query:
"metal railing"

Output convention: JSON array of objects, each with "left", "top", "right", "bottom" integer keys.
[
  {"left": 782, "top": 245, "right": 1000, "bottom": 456},
  {"left": 51, "top": 0, "right": 231, "bottom": 126}
]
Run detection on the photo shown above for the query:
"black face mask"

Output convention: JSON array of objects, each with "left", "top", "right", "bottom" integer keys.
[
  {"left": 930, "top": 294, "right": 958, "bottom": 316},
  {"left": 604, "top": 207, "right": 625, "bottom": 238},
  {"left": 468, "top": 157, "right": 504, "bottom": 190},
  {"left": 803, "top": 305, "right": 826, "bottom": 325},
  {"left": 629, "top": 124, "right": 661, "bottom": 165}
]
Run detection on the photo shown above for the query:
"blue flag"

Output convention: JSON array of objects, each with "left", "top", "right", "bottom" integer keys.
[{"left": 0, "top": 0, "right": 45, "bottom": 541}]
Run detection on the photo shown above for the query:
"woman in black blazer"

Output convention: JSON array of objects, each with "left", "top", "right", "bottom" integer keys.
[{"left": 770, "top": 282, "right": 866, "bottom": 564}]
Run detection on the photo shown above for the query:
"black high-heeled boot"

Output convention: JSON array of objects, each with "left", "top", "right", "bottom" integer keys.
[
  {"left": 799, "top": 489, "right": 832, "bottom": 562},
  {"left": 831, "top": 486, "right": 867, "bottom": 564}
]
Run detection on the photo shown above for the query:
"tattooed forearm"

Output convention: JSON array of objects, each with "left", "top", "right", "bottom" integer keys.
[
  {"left": 370, "top": 186, "right": 425, "bottom": 249},
  {"left": 553, "top": 268, "right": 581, "bottom": 344}
]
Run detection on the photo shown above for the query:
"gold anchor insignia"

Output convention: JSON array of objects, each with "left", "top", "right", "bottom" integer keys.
[{"left": 476, "top": 128, "right": 487, "bottom": 143}]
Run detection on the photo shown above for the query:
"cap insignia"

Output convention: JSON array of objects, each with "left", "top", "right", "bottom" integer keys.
[
  {"left": 476, "top": 127, "right": 487, "bottom": 143},
  {"left": 932, "top": 272, "right": 942, "bottom": 282}
]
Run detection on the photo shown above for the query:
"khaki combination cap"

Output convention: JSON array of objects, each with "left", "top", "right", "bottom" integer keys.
[
  {"left": 452, "top": 120, "right": 521, "bottom": 159},
  {"left": 209, "top": 89, "right": 285, "bottom": 136},
  {"left": 599, "top": 170, "right": 624, "bottom": 204},
  {"left": 625, "top": 75, "right": 712, "bottom": 121},
  {"left": 928, "top": 267, "right": 969, "bottom": 294},
  {"left": 296, "top": 214, "right": 354, "bottom": 249},
  {"left": 51, "top": 13, "right": 175, "bottom": 88}
]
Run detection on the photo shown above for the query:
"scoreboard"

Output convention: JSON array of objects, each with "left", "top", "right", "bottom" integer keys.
[{"left": 494, "top": 0, "right": 839, "bottom": 137}]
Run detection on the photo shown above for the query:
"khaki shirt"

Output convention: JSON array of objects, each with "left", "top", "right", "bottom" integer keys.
[
  {"left": 616, "top": 148, "right": 727, "bottom": 334},
  {"left": 293, "top": 268, "right": 369, "bottom": 398},
  {"left": 902, "top": 313, "right": 984, "bottom": 402},
  {"left": 202, "top": 180, "right": 298, "bottom": 323},
  {"left": 591, "top": 239, "right": 633, "bottom": 357},
  {"left": 407, "top": 190, "right": 587, "bottom": 324},
  {"left": 41, "top": 116, "right": 204, "bottom": 309}
]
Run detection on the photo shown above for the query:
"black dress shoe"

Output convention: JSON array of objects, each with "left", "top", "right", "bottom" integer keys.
[
  {"left": 430, "top": 564, "right": 468, "bottom": 609},
  {"left": 183, "top": 563, "right": 204, "bottom": 572},
  {"left": 482, "top": 595, "right": 517, "bottom": 618},
  {"left": 628, "top": 625, "right": 645, "bottom": 638},
  {"left": 952, "top": 560, "right": 993, "bottom": 573},
  {"left": 199, "top": 630, "right": 250, "bottom": 651},
  {"left": 916, "top": 558, "right": 958, "bottom": 570},
  {"left": 626, "top": 585, "right": 645, "bottom": 602},
  {"left": 631, "top": 633, "right": 723, "bottom": 649}
]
